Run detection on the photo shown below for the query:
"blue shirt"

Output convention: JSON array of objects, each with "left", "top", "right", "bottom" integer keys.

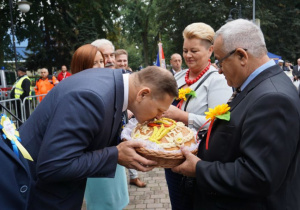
[{"left": 240, "top": 59, "right": 276, "bottom": 91}]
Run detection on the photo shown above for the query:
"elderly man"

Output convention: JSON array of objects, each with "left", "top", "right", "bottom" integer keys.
[
  {"left": 169, "top": 53, "right": 182, "bottom": 75},
  {"left": 173, "top": 19, "right": 300, "bottom": 210},
  {"left": 35, "top": 68, "right": 58, "bottom": 102},
  {"left": 92, "top": 39, "right": 115, "bottom": 68}
]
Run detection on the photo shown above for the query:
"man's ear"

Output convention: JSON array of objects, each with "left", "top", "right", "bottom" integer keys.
[
  {"left": 237, "top": 48, "right": 248, "bottom": 66},
  {"left": 136, "top": 87, "right": 151, "bottom": 102}
]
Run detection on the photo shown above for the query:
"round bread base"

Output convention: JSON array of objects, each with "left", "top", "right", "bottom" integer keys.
[{"left": 136, "top": 147, "right": 198, "bottom": 168}]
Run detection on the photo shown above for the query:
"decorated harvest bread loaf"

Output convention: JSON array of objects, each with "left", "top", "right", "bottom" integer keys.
[{"left": 131, "top": 118, "right": 195, "bottom": 151}]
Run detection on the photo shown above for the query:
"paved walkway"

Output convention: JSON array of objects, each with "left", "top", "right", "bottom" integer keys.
[
  {"left": 125, "top": 168, "right": 171, "bottom": 210},
  {"left": 82, "top": 168, "right": 171, "bottom": 210}
]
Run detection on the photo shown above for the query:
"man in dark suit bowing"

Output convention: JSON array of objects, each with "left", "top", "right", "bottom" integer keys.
[
  {"left": 173, "top": 19, "right": 300, "bottom": 210},
  {"left": 19, "top": 66, "right": 177, "bottom": 210}
]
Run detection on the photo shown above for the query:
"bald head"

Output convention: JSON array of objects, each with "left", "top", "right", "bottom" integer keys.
[{"left": 170, "top": 53, "right": 182, "bottom": 72}]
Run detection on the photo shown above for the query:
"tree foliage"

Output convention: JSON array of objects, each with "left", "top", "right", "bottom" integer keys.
[{"left": 1, "top": 0, "right": 299, "bottom": 71}]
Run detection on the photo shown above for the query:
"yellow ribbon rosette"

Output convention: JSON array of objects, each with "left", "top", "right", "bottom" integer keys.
[{"left": 0, "top": 114, "right": 33, "bottom": 161}]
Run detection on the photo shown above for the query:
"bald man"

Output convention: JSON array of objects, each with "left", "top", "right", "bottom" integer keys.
[{"left": 169, "top": 53, "right": 182, "bottom": 75}]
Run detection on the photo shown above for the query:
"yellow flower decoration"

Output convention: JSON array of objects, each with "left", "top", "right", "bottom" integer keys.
[
  {"left": 200, "top": 104, "right": 231, "bottom": 150},
  {"left": 205, "top": 104, "right": 231, "bottom": 121},
  {"left": 177, "top": 87, "right": 196, "bottom": 101}
]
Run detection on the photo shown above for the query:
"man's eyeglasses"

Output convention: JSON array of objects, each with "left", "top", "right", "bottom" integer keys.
[{"left": 216, "top": 48, "right": 247, "bottom": 68}]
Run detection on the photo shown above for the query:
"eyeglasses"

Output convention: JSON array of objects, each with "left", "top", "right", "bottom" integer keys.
[{"left": 216, "top": 48, "right": 247, "bottom": 68}]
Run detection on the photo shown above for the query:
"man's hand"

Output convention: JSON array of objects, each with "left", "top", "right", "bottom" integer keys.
[
  {"left": 117, "top": 140, "right": 157, "bottom": 172},
  {"left": 172, "top": 146, "right": 200, "bottom": 177}
]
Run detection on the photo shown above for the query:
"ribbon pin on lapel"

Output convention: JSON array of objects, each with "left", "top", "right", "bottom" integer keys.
[{"left": 0, "top": 114, "right": 33, "bottom": 161}]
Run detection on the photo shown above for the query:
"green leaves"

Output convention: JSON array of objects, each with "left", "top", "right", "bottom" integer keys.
[{"left": 216, "top": 111, "right": 231, "bottom": 121}]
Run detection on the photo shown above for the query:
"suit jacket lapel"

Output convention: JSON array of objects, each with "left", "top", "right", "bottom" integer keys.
[
  {"left": 229, "top": 65, "right": 282, "bottom": 111},
  {"left": 109, "top": 69, "right": 124, "bottom": 145},
  {"left": 0, "top": 138, "right": 29, "bottom": 171}
]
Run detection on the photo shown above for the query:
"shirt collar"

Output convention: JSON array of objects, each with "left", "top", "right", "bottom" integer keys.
[
  {"left": 122, "top": 73, "right": 129, "bottom": 112},
  {"left": 240, "top": 59, "right": 276, "bottom": 91}
]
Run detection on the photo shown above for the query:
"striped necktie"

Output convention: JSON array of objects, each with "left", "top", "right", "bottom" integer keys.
[{"left": 227, "top": 88, "right": 241, "bottom": 104}]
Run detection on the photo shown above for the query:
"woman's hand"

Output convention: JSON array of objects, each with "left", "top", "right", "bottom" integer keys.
[{"left": 162, "top": 105, "right": 188, "bottom": 125}]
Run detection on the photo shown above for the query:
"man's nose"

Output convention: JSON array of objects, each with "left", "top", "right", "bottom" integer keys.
[{"left": 107, "top": 56, "right": 113, "bottom": 62}]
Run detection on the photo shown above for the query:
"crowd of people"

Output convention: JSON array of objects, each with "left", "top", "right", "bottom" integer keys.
[{"left": 3, "top": 18, "right": 300, "bottom": 210}]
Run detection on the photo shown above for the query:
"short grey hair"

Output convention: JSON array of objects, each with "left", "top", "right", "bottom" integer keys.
[
  {"left": 215, "top": 19, "right": 267, "bottom": 57},
  {"left": 91, "top": 39, "right": 115, "bottom": 51}
]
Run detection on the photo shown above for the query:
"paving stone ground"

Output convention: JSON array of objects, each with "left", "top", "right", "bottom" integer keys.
[
  {"left": 82, "top": 168, "right": 171, "bottom": 210},
  {"left": 125, "top": 168, "right": 171, "bottom": 210}
]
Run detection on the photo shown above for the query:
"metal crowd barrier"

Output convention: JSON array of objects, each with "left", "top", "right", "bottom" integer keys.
[
  {"left": 0, "top": 90, "right": 11, "bottom": 101},
  {"left": 0, "top": 98, "right": 23, "bottom": 127},
  {"left": 22, "top": 94, "right": 46, "bottom": 120},
  {"left": 0, "top": 94, "right": 46, "bottom": 128}
]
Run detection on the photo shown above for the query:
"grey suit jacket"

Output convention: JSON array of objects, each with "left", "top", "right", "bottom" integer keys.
[
  {"left": 195, "top": 65, "right": 300, "bottom": 210},
  {"left": 292, "top": 65, "right": 300, "bottom": 78},
  {"left": 20, "top": 68, "right": 124, "bottom": 210}
]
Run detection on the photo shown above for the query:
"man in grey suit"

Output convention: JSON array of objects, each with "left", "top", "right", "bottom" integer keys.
[
  {"left": 173, "top": 19, "right": 300, "bottom": 210},
  {"left": 292, "top": 58, "right": 300, "bottom": 81},
  {"left": 20, "top": 66, "right": 177, "bottom": 209}
]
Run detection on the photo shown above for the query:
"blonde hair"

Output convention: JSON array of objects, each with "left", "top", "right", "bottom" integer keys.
[
  {"left": 183, "top": 22, "right": 215, "bottom": 46},
  {"left": 115, "top": 49, "right": 128, "bottom": 58}
]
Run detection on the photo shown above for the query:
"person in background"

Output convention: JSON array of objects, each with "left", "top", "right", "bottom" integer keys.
[
  {"left": 84, "top": 40, "right": 130, "bottom": 209},
  {"left": 278, "top": 59, "right": 290, "bottom": 71},
  {"left": 57, "top": 65, "right": 72, "bottom": 81},
  {"left": 70, "top": 44, "right": 104, "bottom": 74},
  {"left": 92, "top": 39, "right": 115, "bottom": 68},
  {"left": 35, "top": 68, "right": 58, "bottom": 102},
  {"left": 115, "top": 49, "right": 146, "bottom": 188},
  {"left": 162, "top": 22, "right": 232, "bottom": 210},
  {"left": 115, "top": 49, "right": 132, "bottom": 73},
  {"left": 211, "top": 59, "right": 219, "bottom": 70},
  {"left": 173, "top": 18, "right": 300, "bottom": 210},
  {"left": 10, "top": 66, "right": 31, "bottom": 125},
  {"left": 292, "top": 58, "right": 300, "bottom": 81},
  {"left": 169, "top": 53, "right": 183, "bottom": 75}
]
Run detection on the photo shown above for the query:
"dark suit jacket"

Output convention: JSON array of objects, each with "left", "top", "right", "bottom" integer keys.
[
  {"left": 292, "top": 65, "right": 300, "bottom": 78},
  {"left": 0, "top": 135, "right": 31, "bottom": 209},
  {"left": 195, "top": 65, "right": 300, "bottom": 210},
  {"left": 19, "top": 68, "right": 124, "bottom": 210}
]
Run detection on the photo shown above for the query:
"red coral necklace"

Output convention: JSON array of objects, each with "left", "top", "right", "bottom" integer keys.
[{"left": 185, "top": 62, "right": 211, "bottom": 86}]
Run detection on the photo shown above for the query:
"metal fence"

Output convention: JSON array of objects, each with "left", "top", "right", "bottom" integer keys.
[
  {"left": 0, "top": 94, "right": 46, "bottom": 128},
  {"left": 0, "top": 90, "right": 11, "bottom": 101}
]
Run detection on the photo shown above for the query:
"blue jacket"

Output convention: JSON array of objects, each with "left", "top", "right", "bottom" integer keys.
[
  {"left": 20, "top": 68, "right": 124, "bottom": 210},
  {"left": 0, "top": 135, "right": 31, "bottom": 209}
]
